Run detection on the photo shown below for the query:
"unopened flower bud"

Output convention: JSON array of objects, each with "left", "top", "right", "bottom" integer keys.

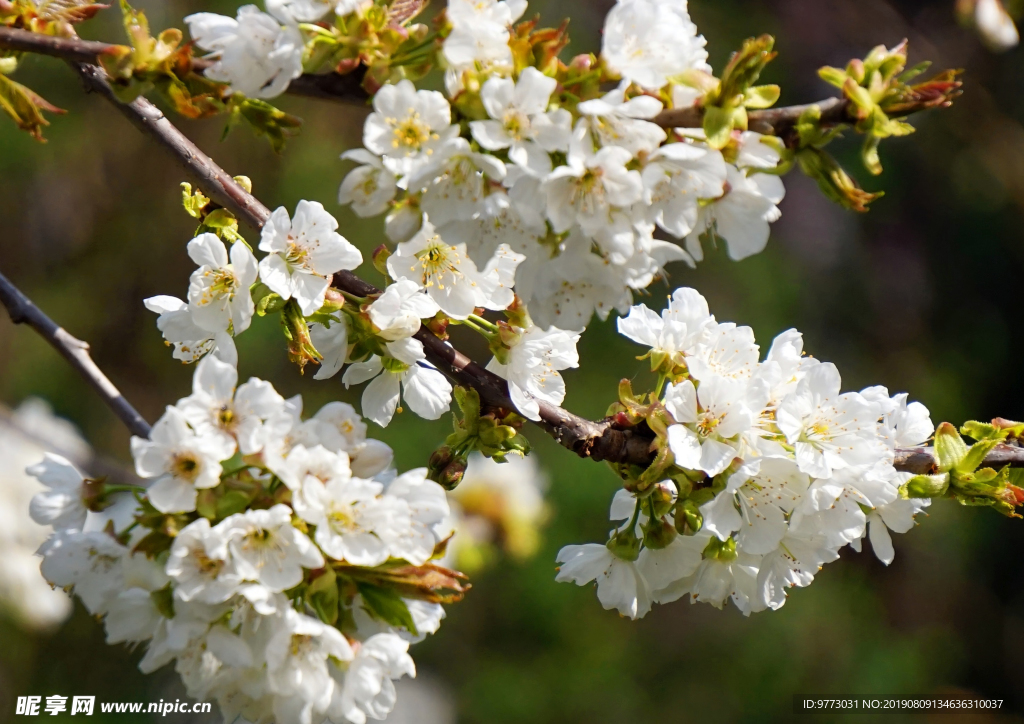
[
  {"left": 372, "top": 244, "right": 392, "bottom": 277},
  {"left": 439, "top": 461, "right": 466, "bottom": 491},
  {"left": 674, "top": 499, "right": 703, "bottom": 535},
  {"left": 427, "top": 446, "right": 455, "bottom": 479},
  {"left": 642, "top": 516, "right": 677, "bottom": 549},
  {"left": 82, "top": 477, "right": 114, "bottom": 513},
  {"left": 426, "top": 313, "right": 449, "bottom": 340},
  {"left": 606, "top": 526, "right": 641, "bottom": 562},
  {"left": 650, "top": 484, "right": 675, "bottom": 518},
  {"left": 845, "top": 58, "right": 865, "bottom": 84},
  {"left": 702, "top": 535, "right": 737, "bottom": 562}
]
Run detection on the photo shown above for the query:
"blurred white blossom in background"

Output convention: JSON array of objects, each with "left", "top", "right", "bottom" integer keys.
[
  {"left": 443, "top": 452, "right": 549, "bottom": 573},
  {"left": 0, "top": 399, "right": 83, "bottom": 630}
]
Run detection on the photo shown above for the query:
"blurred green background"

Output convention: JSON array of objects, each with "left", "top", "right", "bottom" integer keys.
[{"left": 3, "top": 0, "right": 1024, "bottom": 721}]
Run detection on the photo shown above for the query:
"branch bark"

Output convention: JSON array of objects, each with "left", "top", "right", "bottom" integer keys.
[
  {"left": 6, "top": 28, "right": 1017, "bottom": 477},
  {"left": 1, "top": 26, "right": 858, "bottom": 133},
  {"left": 0, "top": 270, "right": 152, "bottom": 439}
]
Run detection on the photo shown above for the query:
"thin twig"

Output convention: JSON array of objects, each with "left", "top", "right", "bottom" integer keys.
[
  {"left": 1, "top": 26, "right": 854, "bottom": 133},
  {"left": 0, "top": 403, "right": 144, "bottom": 484},
  {"left": 0, "top": 270, "right": 152, "bottom": 439},
  {"left": 7, "top": 30, "right": 1014, "bottom": 476}
]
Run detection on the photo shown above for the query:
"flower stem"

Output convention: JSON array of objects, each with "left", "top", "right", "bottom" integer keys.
[{"left": 467, "top": 313, "right": 499, "bottom": 333}]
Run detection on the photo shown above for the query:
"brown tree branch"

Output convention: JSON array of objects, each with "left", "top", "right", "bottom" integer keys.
[
  {"left": 0, "top": 270, "right": 152, "bottom": 439},
  {"left": 5, "top": 30, "right": 1016, "bottom": 477},
  {"left": 1, "top": 26, "right": 855, "bottom": 133}
]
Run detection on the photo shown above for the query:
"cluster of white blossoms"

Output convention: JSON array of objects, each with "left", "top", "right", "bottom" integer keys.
[
  {"left": 146, "top": 200, "right": 361, "bottom": 365},
  {"left": 184, "top": 0, "right": 786, "bottom": 336},
  {"left": 337, "top": 1, "right": 785, "bottom": 333},
  {"left": 31, "top": 355, "right": 460, "bottom": 724},
  {"left": 556, "top": 287, "right": 935, "bottom": 618}
]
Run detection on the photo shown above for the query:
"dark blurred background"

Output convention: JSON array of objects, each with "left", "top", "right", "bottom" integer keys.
[{"left": 3, "top": 0, "right": 1024, "bottom": 721}]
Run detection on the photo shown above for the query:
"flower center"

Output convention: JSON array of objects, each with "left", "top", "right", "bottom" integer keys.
[
  {"left": 290, "top": 634, "right": 314, "bottom": 657},
  {"left": 416, "top": 237, "right": 463, "bottom": 290},
  {"left": 327, "top": 505, "right": 358, "bottom": 534},
  {"left": 217, "top": 404, "right": 236, "bottom": 430},
  {"left": 196, "top": 551, "right": 224, "bottom": 577},
  {"left": 285, "top": 240, "right": 309, "bottom": 268},
  {"left": 199, "top": 268, "right": 239, "bottom": 306},
  {"left": 172, "top": 453, "right": 201, "bottom": 481},
  {"left": 809, "top": 421, "right": 830, "bottom": 438},
  {"left": 391, "top": 112, "right": 433, "bottom": 152},
  {"left": 503, "top": 110, "right": 529, "bottom": 141},
  {"left": 697, "top": 412, "right": 722, "bottom": 438}
]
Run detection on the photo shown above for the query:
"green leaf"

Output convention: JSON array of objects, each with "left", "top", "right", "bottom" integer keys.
[
  {"left": 703, "top": 105, "right": 735, "bottom": 149},
  {"left": 961, "top": 421, "right": 1004, "bottom": 441},
  {"left": 743, "top": 84, "right": 780, "bottom": 109},
  {"left": 795, "top": 147, "right": 882, "bottom": 212},
  {"left": 150, "top": 584, "right": 176, "bottom": 619},
  {"left": 216, "top": 489, "right": 255, "bottom": 519},
  {"left": 898, "top": 60, "right": 932, "bottom": 83},
  {"left": 901, "top": 472, "right": 949, "bottom": 498},
  {"left": 357, "top": 583, "right": 418, "bottom": 635},
  {"left": 257, "top": 292, "right": 285, "bottom": 316},
  {"left": 956, "top": 439, "right": 1001, "bottom": 475},
  {"left": 934, "top": 422, "right": 969, "bottom": 472},
  {"left": 131, "top": 530, "right": 174, "bottom": 558},
  {"left": 181, "top": 182, "right": 210, "bottom": 219},
  {"left": 0, "top": 74, "right": 65, "bottom": 142},
  {"left": 861, "top": 135, "right": 882, "bottom": 176},
  {"left": 228, "top": 97, "right": 303, "bottom": 153},
  {"left": 817, "top": 66, "right": 848, "bottom": 89},
  {"left": 307, "top": 567, "right": 339, "bottom": 626}
]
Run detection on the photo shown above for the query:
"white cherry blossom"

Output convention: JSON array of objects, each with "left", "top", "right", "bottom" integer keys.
[
  {"left": 486, "top": 325, "right": 580, "bottom": 421},
  {"left": 363, "top": 80, "right": 457, "bottom": 177},
  {"left": 686, "top": 164, "right": 785, "bottom": 262},
  {"left": 27, "top": 453, "right": 88, "bottom": 532},
  {"left": 131, "top": 406, "right": 235, "bottom": 514},
  {"left": 470, "top": 68, "right": 572, "bottom": 175},
  {"left": 555, "top": 543, "right": 651, "bottom": 619},
  {"left": 776, "top": 363, "right": 888, "bottom": 479},
  {"left": 166, "top": 517, "right": 242, "bottom": 604},
  {"left": 176, "top": 355, "right": 285, "bottom": 456},
  {"left": 293, "top": 474, "right": 410, "bottom": 566},
  {"left": 617, "top": 287, "right": 716, "bottom": 362},
  {"left": 342, "top": 338, "right": 452, "bottom": 427},
  {"left": 186, "top": 6, "right": 303, "bottom": 99},
  {"left": 542, "top": 145, "right": 644, "bottom": 238},
  {"left": 601, "top": 0, "right": 710, "bottom": 90},
  {"left": 387, "top": 222, "right": 523, "bottom": 319},
  {"left": 186, "top": 234, "right": 258, "bottom": 335},
  {"left": 258, "top": 201, "right": 363, "bottom": 316},
  {"left": 310, "top": 312, "right": 350, "bottom": 381},
  {"left": 144, "top": 295, "right": 238, "bottom": 365},
  {"left": 330, "top": 633, "right": 415, "bottom": 724},
  {"left": 339, "top": 149, "right": 398, "bottom": 218},
  {"left": 39, "top": 530, "right": 127, "bottom": 614},
  {"left": 367, "top": 279, "right": 441, "bottom": 341},
  {"left": 220, "top": 505, "right": 325, "bottom": 591},
  {"left": 574, "top": 85, "right": 667, "bottom": 158},
  {"left": 408, "top": 137, "right": 506, "bottom": 226},
  {"left": 664, "top": 376, "right": 763, "bottom": 477}
]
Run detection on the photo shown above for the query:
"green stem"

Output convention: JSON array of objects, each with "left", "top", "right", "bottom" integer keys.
[
  {"left": 338, "top": 289, "right": 367, "bottom": 305},
  {"left": 459, "top": 317, "right": 495, "bottom": 338},
  {"left": 104, "top": 484, "right": 145, "bottom": 494},
  {"left": 467, "top": 313, "right": 499, "bottom": 333},
  {"left": 653, "top": 371, "right": 670, "bottom": 399}
]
